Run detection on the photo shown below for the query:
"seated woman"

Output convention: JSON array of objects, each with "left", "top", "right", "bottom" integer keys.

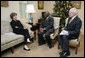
[{"left": 10, "top": 12, "right": 32, "bottom": 51}]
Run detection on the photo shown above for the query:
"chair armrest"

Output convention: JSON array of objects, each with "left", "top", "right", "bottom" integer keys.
[
  {"left": 50, "top": 27, "right": 59, "bottom": 39},
  {"left": 21, "top": 22, "right": 34, "bottom": 38},
  {"left": 22, "top": 22, "right": 32, "bottom": 30},
  {"left": 54, "top": 26, "right": 60, "bottom": 35}
]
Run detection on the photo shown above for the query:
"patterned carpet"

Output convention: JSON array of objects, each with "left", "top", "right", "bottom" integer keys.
[{"left": 1, "top": 34, "right": 84, "bottom": 57}]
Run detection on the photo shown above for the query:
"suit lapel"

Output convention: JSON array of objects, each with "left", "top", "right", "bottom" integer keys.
[
  {"left": 68, "top": 16, "right": 78, "bottom": 24},
  {"left": 67, "top": 18, "right": 71, "bottom": 25}
]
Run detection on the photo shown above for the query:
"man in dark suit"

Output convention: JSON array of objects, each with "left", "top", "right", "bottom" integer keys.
[
  {"left": 38, "top": 11, "right": 54, "bottom": 48},
  {"left": 57, "top": 8, "right": 82, "bottom": 57}
]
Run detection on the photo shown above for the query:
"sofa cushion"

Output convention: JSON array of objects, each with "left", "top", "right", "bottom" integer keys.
[
  {"left": 69, "top": 39, "right": 78, "bottom": 44},
  {"left": 1, "top": 34, "right": 24, "bottom": 45},
  {"left": 69, "top": 39, "right": 79, "bottom": 47},
  {"left": 1, "top": 20, "right": 13, "bottom": 35}
]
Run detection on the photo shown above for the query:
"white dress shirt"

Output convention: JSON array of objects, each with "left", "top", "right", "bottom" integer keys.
[{"left": 69, "top": 15, "right": 77, "bottom": 23}]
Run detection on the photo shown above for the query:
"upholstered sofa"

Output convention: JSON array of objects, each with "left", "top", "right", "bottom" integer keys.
[{"left": 1, "top": 20, "right": 34, "bottom": 52}]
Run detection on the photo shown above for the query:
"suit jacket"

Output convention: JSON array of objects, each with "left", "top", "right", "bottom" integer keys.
[
  {"left": 64, "top": 16, "right": 82, "bottom": 38},
  {"left": 10, "top": 20, "right": 24, "bottom": 33},
  {"left": 40, "top": 16, "right": 54, "bottom": 32}
]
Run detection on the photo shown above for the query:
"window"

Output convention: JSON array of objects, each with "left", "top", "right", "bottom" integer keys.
[{"left": 19, "top": 1, "right": 29, "bottom": 19}]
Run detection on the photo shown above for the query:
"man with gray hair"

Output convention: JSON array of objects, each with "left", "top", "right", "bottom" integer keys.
[{"left": 57, "top": 8, "right": 82, "bottom": 57}]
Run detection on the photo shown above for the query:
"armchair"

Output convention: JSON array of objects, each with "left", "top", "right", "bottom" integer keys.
[
  {"left": 58, "top": 33, "right": 81, "bottom": 54},
  {"left": 50, "top": 17, "right": 60, "bottom": 46}
]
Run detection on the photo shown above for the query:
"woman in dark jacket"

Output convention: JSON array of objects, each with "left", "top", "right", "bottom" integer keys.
[{"left": 10, "top": 12, "right": 31, "bottom": 51}]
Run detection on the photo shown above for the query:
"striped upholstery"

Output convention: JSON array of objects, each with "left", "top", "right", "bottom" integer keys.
[{"left": 50, "top": 17, "right": 60, "bottom": 39}]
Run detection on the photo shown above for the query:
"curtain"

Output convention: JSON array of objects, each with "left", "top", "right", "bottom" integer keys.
[{"left": 19, "top": 1, "right": 29, "bottom": 19}]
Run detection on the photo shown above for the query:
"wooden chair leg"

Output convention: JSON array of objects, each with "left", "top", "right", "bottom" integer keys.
[
  {"left": 75, "top": 46, "right": 78, "bottom": 55},
  {"left": 10, "top": 47, "right": 14, "bottom": 54},
  {"left": 52, "top": 38, "right": 57, "bottom": 47},
  {"left": 58, "top": 42, "right": 60, "bottom": 49},
  {"left": 78, "top": 42, "right": 80, "bottom": 47},
  {"left": 52, "top": 39, "right": 55, "bottom": 47},
  {"left": 34, "top": 31, "right": 36, "bottom": 40},
  {"left": 51, "top": 40, "right": 53, "bottom": 47},
  {"left": 36, "top": 30, "right": 38, "bottom": 40},
  {"left": 75, "top": 41, "right": 80, "bottom": 54}
]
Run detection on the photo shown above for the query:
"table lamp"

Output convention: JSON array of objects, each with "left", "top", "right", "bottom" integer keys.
[{"left": 26, "top": 4, "right": 35, "bottom": 23}]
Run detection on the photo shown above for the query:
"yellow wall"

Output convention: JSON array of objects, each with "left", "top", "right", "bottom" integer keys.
[
  {"left": 1, "top": 1, "right": 84, "bottom": 34},
  {"left": 32, "top": 1, "right": 84, "bottom": 34},
  {"left": 1, "top": 1, "right": 20, "bottom": 21},
  {"left": 77, "top": 1, "right": 84, "bottom": 34}
]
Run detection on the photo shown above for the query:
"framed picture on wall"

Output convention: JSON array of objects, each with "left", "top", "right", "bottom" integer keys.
[
  {"left": 71, "top": 1, "right": 81, "bottom": 9},
  {"left": 38, "top": 1, "right": 44, "bottom": 9},
  {"left": 1, "top": 1, "right": 8, "bottom": 7}
]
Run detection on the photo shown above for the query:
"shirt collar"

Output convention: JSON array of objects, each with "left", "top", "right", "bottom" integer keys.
[
  {"left": 71, "top": 15, "right": 77, "bottom": 20},
  {"left": 46, "top": 16, "right": 50, "bottom": 20}
]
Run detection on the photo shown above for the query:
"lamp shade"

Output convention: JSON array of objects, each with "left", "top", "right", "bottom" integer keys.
[{"left": 26, "top": 4, "right": 35, "bottom": 13}]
